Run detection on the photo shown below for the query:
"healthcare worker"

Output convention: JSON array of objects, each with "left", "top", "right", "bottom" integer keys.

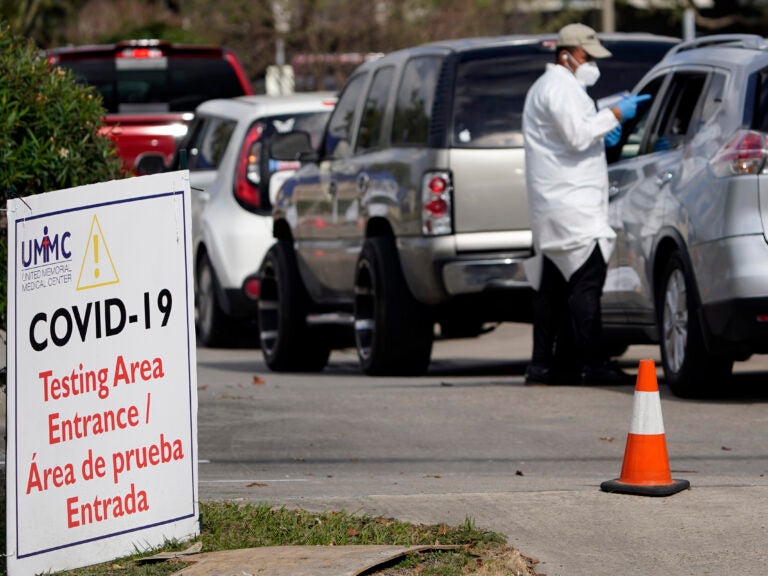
[{"left": 522, "top": 23, "right": 648, "bottom": 385}]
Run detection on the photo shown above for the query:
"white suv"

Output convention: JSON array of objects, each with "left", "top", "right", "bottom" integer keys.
[{"left": 178, "top": 94, "right": 336, "bottom": 346}]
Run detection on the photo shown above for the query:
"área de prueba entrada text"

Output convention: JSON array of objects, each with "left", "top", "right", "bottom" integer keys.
[{"left": 25, "top": 353, "right": 187, "bottom": 529}]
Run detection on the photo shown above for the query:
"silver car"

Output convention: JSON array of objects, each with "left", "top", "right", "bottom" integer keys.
[{"left": 603, "top": 34, "right": 768, "bottom": 397}]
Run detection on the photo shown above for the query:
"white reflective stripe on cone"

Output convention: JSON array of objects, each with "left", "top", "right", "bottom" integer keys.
[{"left": 628, "top": 391, "right": 665, "bottom": 435}]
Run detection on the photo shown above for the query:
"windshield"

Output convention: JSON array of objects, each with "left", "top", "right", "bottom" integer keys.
[
  {"left": 61, "top": 57, "right": 247, "bottom": 114},
  {"left": 263, "top": 111, "right": 331, "bottom": 148}
]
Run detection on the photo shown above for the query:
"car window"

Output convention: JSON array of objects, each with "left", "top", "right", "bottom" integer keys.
[
  {"left": 356, "top": 66, "right": 394, "bottom": 153},
  {"left": 61, "top": 57, "right": 247, "bottom": 114},
  {"left": 652, "top": 72, "right": 708, "bottom": 150},
  {"left": 166, "top": 58, "right": 246, "bottom": 111},
  {"left": 608, "top": 71, "right": 710, "bottom": 164},
  {"left": 186, "top": 117, "right": 237, "bottom": 171},
  {"left": 262, "top": 111, "right": 332, "bottom": 149},
  {"left": 452, "top": 49, "right": 552, "bottom": 148},
  {"left": 448, "top": 41, "right": 675, "bottom": 150},
  {"left": 324, "top": 72, "right": 367, "bottom": 158},
  {"left": 589, "top": 40, "right": 677, "bottom": 101},
  {"left": 752, "top": 66, "right": 768, "bottom": 132},
  {"left": 699, "top": 72, "right": 726, "bottom": 123},
  {"left": 63, "top": 60, "right": 119, "bottom": 111},
  {"left": 392, "top": 56, "right": 442, "bottom": 146},
  {"left": 608, "top": 75, "right": 665, "bottom": 163}
]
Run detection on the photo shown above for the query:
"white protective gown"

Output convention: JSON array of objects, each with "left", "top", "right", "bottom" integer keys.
[{"left": 522, "top": 63, "right": 619, "bottom": 288}]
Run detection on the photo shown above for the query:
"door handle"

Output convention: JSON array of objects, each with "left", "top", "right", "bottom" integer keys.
[{"left": 655, "top": 172, "right": 673, "bottom": 187}]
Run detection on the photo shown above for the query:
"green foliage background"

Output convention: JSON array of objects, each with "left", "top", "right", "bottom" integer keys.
[{"left": 0, "top": 22, "right": 125, "bottom": 330}]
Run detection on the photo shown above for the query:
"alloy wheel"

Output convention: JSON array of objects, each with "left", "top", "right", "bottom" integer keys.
[
  {"left": 196, "top": 260, "right": 215, "bottom": 336},
  {"left": 354, "top": 259, "right": 375, "bottom": 362},
  {"left": 258, "top": 260, "right": 279, "bottom": 357},
  {"left": 662, "top": 268, "right": 687, "bottom": 373}
]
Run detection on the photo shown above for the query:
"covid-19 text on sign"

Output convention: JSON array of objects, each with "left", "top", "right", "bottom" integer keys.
[{"left": 28, "top": 290, "right": 172, "bottom": 350}]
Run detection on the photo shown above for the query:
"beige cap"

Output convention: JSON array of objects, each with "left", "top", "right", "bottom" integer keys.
[{"left": 557, "top": 23, "right": 612, "bottom": 58}]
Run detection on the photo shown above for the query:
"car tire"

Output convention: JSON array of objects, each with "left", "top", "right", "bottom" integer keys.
[
  {"left": 354, "top": 237, "right": 433, "bottom": 375},
  {"left": 196, "top": 251, "right": 239, "bottom": 347},
  {"left": 657, "top": 252, "right": 733, "bottom": 398},
  {"left": 258, "top": 240, "right": 331, "bottom": 372}
]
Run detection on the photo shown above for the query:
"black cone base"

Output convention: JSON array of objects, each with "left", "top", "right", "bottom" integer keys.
[{"left": 600, "top": 478, "right": 690, "bottom": 497}]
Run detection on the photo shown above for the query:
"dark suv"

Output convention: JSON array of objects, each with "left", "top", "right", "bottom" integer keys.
[
  {"left": 260, "top": 33, "right": 678, "bottom": 375},
  {"left": 47, "top": 39, "right": 253, "bottom": 174}
]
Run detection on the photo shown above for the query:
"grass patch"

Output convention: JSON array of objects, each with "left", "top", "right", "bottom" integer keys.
[
  {"left": 37, "top": 501, "right": 537, "bottom": 575},
  {"left": 202, "top": 502, "right": 501, "bottom": 548}
]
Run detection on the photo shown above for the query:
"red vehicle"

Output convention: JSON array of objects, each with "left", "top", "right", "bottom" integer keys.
[{"left": 47, "top": 39, "right": 254, "bottom": 174}]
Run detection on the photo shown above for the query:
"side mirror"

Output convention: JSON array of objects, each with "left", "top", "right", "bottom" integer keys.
[{"left": 268, "top": 131, "right": 315, "bottom": 161}]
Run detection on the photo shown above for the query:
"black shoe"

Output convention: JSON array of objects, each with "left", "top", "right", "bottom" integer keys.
[
  {"left": 581, "top": 364, "right": 635, "bottom": 385},
  {"left": 525, "top": 364, "right": 555, "bottom": 385}
]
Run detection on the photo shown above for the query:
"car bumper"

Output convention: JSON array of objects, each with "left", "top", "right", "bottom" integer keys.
[
  {"left": 202, "top": 207, "right": 274, "bottom": 315},
  {"left": 692, "top": 234, "right": 768, "bottom": 355},
  {"left": 702, "top": 297, "right": 768, "bottom": 356},
  {"left": 689, "top": 234, "right": 768, "bottom": 356},
  {"left": 441, "top": 254, "right": 531, "bottom": 294},
  {"left": 398, "top": 231, "right": 533, "bottom": 305}
]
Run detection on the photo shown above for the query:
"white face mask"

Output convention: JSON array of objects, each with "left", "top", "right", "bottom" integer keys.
[
  {"left": 575, "top": 61, "right": 601, "bottom": 87},
  {"left": 564, "top": 52, "right": 601, "bottom": 87}
]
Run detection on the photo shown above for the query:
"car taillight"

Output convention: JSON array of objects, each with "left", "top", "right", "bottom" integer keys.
[
  {"left": 421, "top": 171, "right": 453, "bottom": 236},
  {"left": 234, "top": 123, "right": 265, "bottom": 211},
  {"left": 710, "top": 130, "right": 768, "bottom": 177},
  {"left": 117, "top": 47, "right": 164, "bottom": 59}
]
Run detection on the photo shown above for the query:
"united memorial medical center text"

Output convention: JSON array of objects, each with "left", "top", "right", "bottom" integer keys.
[
  {"left": 24, "top": 289, "right": 186, "bottom": 529},
  {"left": 21, "top": 262, "right": 72, "bottom": 292}
]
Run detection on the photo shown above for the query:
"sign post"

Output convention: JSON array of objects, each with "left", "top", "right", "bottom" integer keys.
[{"left": 6, "top": 172, "right": 199, "bottom": 575}]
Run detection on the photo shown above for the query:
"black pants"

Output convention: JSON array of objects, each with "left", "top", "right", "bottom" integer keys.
[{"left": 531, "top": 245, "right": 607, "bottom": 373}]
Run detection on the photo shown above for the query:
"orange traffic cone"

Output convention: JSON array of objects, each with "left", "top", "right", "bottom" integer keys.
[{"left": 600, "top": 359, "right": 690, "bottom": 497}]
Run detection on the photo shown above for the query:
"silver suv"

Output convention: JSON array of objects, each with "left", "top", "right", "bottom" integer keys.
[
  {"left": 603, "top": 34, "right": 768, "bottom": 397},
  {"left": 260, "top": 33, "right": 677, "bottom": 375}
]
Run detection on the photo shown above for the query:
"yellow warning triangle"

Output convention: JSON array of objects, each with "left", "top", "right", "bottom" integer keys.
[{"left": 76, "top": 215, "right": 120, "bottom": 290}]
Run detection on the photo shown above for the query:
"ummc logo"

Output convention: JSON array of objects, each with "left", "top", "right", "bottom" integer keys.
[{"left": 22, "top": 226, "right": 72, "bottom": 268}]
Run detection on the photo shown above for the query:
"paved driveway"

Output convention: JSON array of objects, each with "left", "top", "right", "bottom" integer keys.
[{"left": 196, "top": 323, "right": 768, "bottom": 576}]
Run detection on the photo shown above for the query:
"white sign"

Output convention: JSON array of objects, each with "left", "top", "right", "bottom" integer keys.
[{"left": 6, "top": 172, "right": 199, "bottom": 575}]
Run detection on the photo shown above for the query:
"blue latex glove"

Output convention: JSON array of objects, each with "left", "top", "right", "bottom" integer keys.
[
  {"left": 653, "top": 136, "right": 671, "bottom": 152},
  {"left": 605, "top": 124, "right": 622, "bottom": 147},
  {"left": 615, "top": 94, "right": 652, "bottom": 121}
]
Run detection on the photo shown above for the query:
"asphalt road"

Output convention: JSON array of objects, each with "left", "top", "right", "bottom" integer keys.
[{"left": 197, "top": 323, "right": 768, "bottom": 576}]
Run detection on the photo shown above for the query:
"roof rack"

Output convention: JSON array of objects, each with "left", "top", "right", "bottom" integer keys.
[{"left": 666, "top": 34, "right": 767, "bottom": 57}]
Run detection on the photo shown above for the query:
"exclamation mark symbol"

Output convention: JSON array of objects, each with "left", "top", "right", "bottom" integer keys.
[{"left": 93, "top": 235, "right": 100, "bottom": 279}]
